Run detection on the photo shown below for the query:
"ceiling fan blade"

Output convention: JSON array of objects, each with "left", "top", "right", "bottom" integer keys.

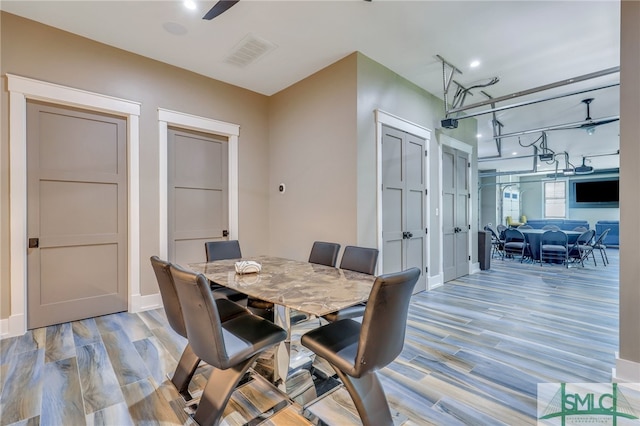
[
  {"left": 203, "top": 0, "right": 240, "bottom": 20},
  {"left": 579, "top": 117, "right": 620, "bottom": 128}
]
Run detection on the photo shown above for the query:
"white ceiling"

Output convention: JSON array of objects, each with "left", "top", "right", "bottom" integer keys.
[{"left": 1, "top": 0, "right": 621, "bottom": 175}]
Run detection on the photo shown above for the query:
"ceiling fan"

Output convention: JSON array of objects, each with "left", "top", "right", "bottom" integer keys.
[
  {"left": 569, "top": 98, "right": 619, "bottom": 135},
  {"left": 202, "top": 0, "right": 240, "bottom": 20}
]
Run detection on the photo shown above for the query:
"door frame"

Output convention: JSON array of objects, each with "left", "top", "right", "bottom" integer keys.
[
  {"left": 438, "top": 133, "right": 474, "bottom": 282},
  {"left": 157, "top": 108, "right": 239, "bottom": 260},
  {"left": 6, "top": 74, "right": 141, "bottom": 338},
  {"left": 374, "top": 109, "right": 432, "bottom": 292}
]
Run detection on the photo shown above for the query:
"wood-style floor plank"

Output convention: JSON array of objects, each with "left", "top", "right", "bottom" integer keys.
[{"left": 0, "top": 249, "right": 621, "bottom": 425}]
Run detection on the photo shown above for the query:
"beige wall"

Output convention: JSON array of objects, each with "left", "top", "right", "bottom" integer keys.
[
  {"left": 268, "top": 54, "right": 358, "bottom": 260},
  {"left": 356, "top": 53, "right": 478, "bottom": 277},
  {"left": 619, "top": 0, "right": 640, "bottom": 367},
  {"left": 0, "top": 12, "right": 272, "bottom": 316}
]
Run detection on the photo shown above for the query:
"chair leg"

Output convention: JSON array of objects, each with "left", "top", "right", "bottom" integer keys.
[
  {"left": 193, "top": 354, "right": 259, "bottom": 426},
  {"left": 332, "top": 368, "right": 394, "bottom": 426},
  {"left": 171, "top": 343, "right": 200, "bottom": 400}
]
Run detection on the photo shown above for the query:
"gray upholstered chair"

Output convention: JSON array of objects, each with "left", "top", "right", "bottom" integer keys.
[
  {"left": 307, "top": 241, "right": 341, "bottom": 267},
  {"left": 149, "top": 256, "right": 248, "bottom": 400},
  {"left": 484, "top": 225, "right": 504, "bottom": 259},
  {"left": 503, "top": 228, "right": 529, "bottom": 262},
  {"left": 591, "top": 228, "right": 610, "bottom": 265},
  {"left": 169, "top": 264, "right": 287, "bottom": 426},
  {"left": 204, "top": 240, "right": 247, "bottom": 303},
  {"left": 322, "top": 246, "right": 379, "bottom": 322},
  {"left": 542, "top": 224, "right": 561, "bottom": 231},
  {"left": 569, "top": 229, "right": 597, "bottom": 266},
  {"left": 539, "top": 230, "right": 568, "bottom": 266},
  {"left": 301, "top": 267, "right": 420, "bottom": 426}
]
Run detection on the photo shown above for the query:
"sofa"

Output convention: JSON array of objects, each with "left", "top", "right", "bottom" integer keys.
[
  {"left": 595, "top": 220, "right": 619, "bottom": 247},
  {"left": 523, "top": 219, "right": 590, "bottom": 231}
]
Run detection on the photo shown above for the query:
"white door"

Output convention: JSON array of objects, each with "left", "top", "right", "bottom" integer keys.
[
  {"left": 381, "top": 125, "right": 427, "bottom": 289},
  {"left": 168, "top": 127, "right": 229, "bottom": 264},
  {"left": 442, "top": 145, "right": 469, "bottom": 282},
  {"left": 27, "top": 101, "right": 128, "bottom": 328}
]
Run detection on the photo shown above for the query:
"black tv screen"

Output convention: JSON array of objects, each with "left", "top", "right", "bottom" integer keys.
[{"left": 570, "top": 178, "right": 619, "bottom": 208}]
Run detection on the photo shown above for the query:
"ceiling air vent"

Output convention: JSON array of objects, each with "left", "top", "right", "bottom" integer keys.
[{"left": 224, "top": 34, "right": 277, "bottom": 68}]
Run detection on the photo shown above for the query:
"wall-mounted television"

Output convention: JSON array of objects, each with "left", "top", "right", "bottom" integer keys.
[{"left": 569, "top": 177, "right": 619, "bottom": 208}]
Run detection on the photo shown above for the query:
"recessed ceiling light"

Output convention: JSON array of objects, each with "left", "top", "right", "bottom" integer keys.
[
  {"left": 512, "top": 152, "right": 518, "bottom": 156},
  {"left": 184, "top": 0, "right": 197, "bottom": 10},
  {"left": 476, "top": 133, "right": 482, "bottom": 138},
  {"left": 470, "top": 60, "right": 481, "bottom": 68}
]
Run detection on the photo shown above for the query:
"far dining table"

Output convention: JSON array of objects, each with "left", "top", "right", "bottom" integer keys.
[
  {"left": 187, "top": 256, "right": 376, "bottom": 392},
  {"left": 518, "top": 229, "right": 583, "bottom": 260}
]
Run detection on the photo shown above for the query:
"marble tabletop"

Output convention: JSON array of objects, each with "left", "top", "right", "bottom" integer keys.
[{"left": 187, "top": 256, "right": 376, "bottom": 317}]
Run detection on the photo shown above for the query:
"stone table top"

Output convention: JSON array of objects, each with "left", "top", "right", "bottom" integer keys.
[{"left": 187, "top": 256, "right": 376, "bottom": 317}]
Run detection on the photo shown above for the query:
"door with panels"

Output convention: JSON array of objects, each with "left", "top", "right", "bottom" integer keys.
[
  {"left": 381, "top": 125, "right": 427, "bottom": 290},
  {"left": 27, "top": 101, "right": 128, "bottom": 329},
  {"left": 168, "top": 127, "right": 229, "bottom": 265},
  {"left": 442, "top": 145, "right": 470, "bottom": 282}
]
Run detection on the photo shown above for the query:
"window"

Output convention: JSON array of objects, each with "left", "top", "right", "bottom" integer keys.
[{"left": 545, "top": 181, "right": 566, "bottom": 218}]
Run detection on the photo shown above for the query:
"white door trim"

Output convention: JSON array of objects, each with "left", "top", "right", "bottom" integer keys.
[
  {"left": 438, "top": 133, "right": 474, "bottom": 283},
  {"left": 374, "top": 109, "right": 432, "bottom": 291},
  {"left": 6, "top": 74, "right": 141, "bottom": 338},
  {"left": 157, "top": 109, "right": 240, "bottom": 260}
]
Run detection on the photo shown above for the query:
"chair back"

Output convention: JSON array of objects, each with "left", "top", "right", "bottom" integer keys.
[
  {"left": 593, "top": 228, "right": 610, "bottom": 246},
  {"left": 339, "top": 246, "right": 379, "bottom": 275},
  {"left": 308, "top": 241, "right": 341, "bottom": 267},
  {"left": 355, "top": 267, "right": 420, "bottom": 376},
  {"left": 169, "top": 263, "right": 228, "bottom": 368},
  {"left": 504, "top": 228, "right": 526, "bottom": 243},
  {"left": 150, "top": 256, "right": 187, "bottom": 338},
  {"left": 205, "top": 240, "right": 242, "bottom": 261},
  {"left": 541, "top": 230, "right": 568, "bottom": 246},
  {"left": 518, "top": 224, "right": 533, "bottom": 229},
  {"left": 573, "top": 226, "right": 588, "bottom": 232},
  {"left": 484, "top": 225, "right": 502, "bottom": 242},
  {"left": 577, "top": 229, "right": 596, "bottom": 245},
  {"left": 542, "top": 225, "right": 560, "bottom": 231},
  {"left": 497, "top": 224, "right": 507, "bottom": 239}
]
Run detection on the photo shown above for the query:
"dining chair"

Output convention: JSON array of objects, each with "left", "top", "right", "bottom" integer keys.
[
  {"left": 322, "top": 246, "right": 379, "bottom": 322},
  {"left": 539, "top": 230, "right": 568, "bottom": 267},
  {"left": 169, "top": 263, "right": 287, "bottom": 426},
  {"left": 518, "top": 224, "right": 533, "bottom": 229},
  {"left": 496, "top": 224, "right": 507, "bottom": 240},
  {"left": 503, "top": 228, "right": 529, "bottom": 262},
  {"left": 542, "top": 224, "right": 561, "bottom": 231},
  {"left": 591, "top": 228, "right": 610, "bottom": 266},
  {"left": 204, "top": 240, "right": 247, "bottom": 303},
  {"left": 573, "top": 226, "right": 588, "bottom": 232},
  {"left": 568, "top": 229, "right": 596, "bottom": 266},
  {"left": 307, "top": 241, "right": 341, "bottom": 267},
  {"left": 301, "top": 267, "right": 420, "bottom": 426},
  {"left": 150, "top": 256, "right": 249, "bottom": 401},
  {"left": 484, "top": 225, "right": 504, "bottom": 259}
]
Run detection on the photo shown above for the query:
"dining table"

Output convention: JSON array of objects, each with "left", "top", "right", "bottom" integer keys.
[
  {"left": 518, "top": 229, "right": 583, "bottom": 260},
  {"left": 187, "top": 255, "right": 376, "bottom": 392}
]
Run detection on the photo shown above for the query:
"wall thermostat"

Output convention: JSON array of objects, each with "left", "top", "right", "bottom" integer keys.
[{"left": 278, "top": 183, "right": 286, "bottom": 194}]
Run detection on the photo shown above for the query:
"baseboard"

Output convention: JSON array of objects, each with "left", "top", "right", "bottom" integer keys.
[
  {"left": 130, "top": 292, "right": 163, "bottom": 313},
  {"left": 428, "top": 273, "right": 443, "bottom": 290},
  {"left": 471, "top": 262, "right": 481, "bottom": 274},
  {"left": 0, "top": 313, "right": 26, "bottom": 339},
  {"left": 613, "top": 352, "right": 640, "bottom": 382},
  {"left": 0, "top": 317, "right": 8, "bottom": 338}
]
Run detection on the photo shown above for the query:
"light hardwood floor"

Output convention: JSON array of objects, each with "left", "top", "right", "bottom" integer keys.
[{"left": 0, "top": 250, "right": 619, "bottom": 425}]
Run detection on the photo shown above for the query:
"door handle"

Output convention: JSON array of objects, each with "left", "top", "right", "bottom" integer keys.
[
  {"left": 29, "top": 237, "right": 39, "bottom": 248},
  {"left": 406, "top": 231, "right": 413, "bottom": 239}
]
